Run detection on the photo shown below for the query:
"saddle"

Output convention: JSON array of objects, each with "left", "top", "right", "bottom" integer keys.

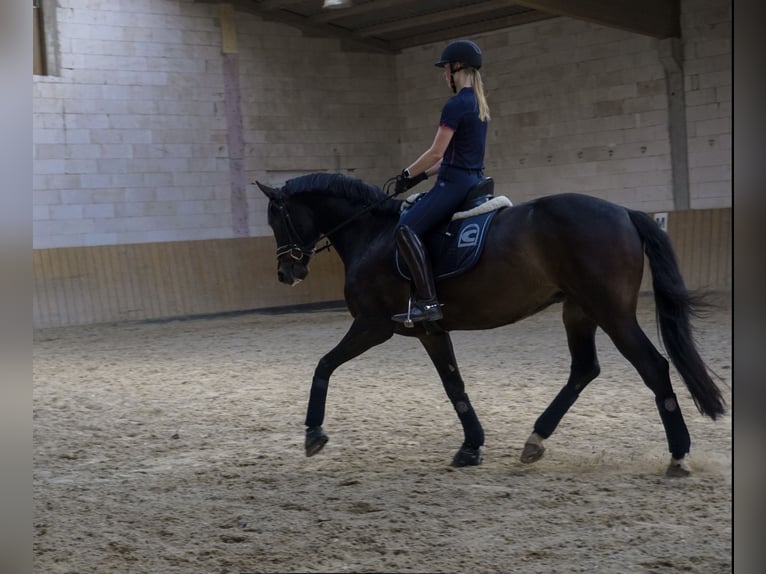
[
  {"left": 401, "top": 177, "right": 496, "bottom": 214},
  {"left": 396, "top": 177, "right": 512, "bottom": 282}
]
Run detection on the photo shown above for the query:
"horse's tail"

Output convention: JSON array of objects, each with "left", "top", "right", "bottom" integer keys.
[{"left": 628, "top": 209, "right": 725, "bottom": 419}]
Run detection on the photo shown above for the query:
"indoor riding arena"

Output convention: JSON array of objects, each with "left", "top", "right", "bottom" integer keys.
[{"left": 33, "top": 1, "right": 731, "bottom": 573}]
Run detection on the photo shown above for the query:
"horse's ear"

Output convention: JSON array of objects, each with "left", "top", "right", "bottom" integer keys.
[{"left": 255, "top": 181, "right": 279, "bottom": 199}]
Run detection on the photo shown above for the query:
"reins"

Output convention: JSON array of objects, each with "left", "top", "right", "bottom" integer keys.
[{"left": 275, "top": 176, "right": 402, "bottom": 259}]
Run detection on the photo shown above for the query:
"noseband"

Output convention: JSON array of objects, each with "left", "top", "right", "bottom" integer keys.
[{"left": 272, "top": 201, "right": 317, "bottom": 262}]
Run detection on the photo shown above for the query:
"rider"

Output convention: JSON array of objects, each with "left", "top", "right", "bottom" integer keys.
[{"left": 392, "top": 39, "right": 490, "bottom": 324}]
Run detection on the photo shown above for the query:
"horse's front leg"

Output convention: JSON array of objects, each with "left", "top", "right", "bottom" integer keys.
[
  {"left": 419, "top": 331, "right": 484, "bottom": 467},
  {"left": 304, "top": 318, "right": 393, "bottom": 457}
]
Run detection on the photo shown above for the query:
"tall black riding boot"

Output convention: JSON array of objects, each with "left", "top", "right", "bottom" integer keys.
[{"left": 392, "top": 225, "right": 443, "bottom": 325}]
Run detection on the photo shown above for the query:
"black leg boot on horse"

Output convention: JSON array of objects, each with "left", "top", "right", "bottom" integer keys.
[{"left": 392, "top": 225, "right": 443, "bottom": 326}]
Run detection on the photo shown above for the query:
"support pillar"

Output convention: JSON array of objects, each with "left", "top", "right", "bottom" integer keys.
[
  {"left": 659, "top": 37, "right": 690, "bottom": 211},
  {"left": 220, "top": 3, "right": 250, "bottom": 236}
]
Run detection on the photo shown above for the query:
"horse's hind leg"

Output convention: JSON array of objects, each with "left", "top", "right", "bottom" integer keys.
[
  {"left": 418, "top": 331, "right": 484, "bottom": 467},
  {"left": 601, "top": 316, "right": 692, "bottom": 476},
  {"left": 521, "top": 301, "right": 600, "bottom": 463}
]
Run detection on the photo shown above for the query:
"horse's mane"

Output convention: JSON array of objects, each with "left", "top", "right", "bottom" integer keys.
[{"left": 283, "top": 172, "right": 401, "bottom": 215}]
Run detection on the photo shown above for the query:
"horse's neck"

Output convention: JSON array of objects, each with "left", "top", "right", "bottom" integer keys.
[{"left": 312, "top": 200, "right": 395, "bottom": 264}]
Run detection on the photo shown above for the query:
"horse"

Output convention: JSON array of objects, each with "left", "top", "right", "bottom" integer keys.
[{"left": 255, "top": 172, "right": 725, "bottom": 476}]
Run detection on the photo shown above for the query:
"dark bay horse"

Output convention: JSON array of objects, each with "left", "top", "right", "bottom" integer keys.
[{"left": 256, "top": 173, "right": 724, "bottom": 476}]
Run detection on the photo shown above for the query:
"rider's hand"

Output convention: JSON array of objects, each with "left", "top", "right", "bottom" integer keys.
[
  {"left": 406, "top": 171, "right": 428, "bottom": 189},
  {"left": 394, "top": 172, "right": 408, "bottom": 195},
  {"left": 395, "top": 169, "right": 427, "bottom": 195}
]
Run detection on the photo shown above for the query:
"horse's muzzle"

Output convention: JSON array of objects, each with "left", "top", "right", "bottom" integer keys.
[{"left": 277, "top": 262, "right": 308, "bottom": 286}]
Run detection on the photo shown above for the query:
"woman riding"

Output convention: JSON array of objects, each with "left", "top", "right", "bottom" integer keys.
[{"left": 392, "top": 39, "right": 490, "bottom": 324}]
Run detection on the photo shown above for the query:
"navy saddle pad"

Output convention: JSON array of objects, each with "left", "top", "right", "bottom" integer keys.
[{"left": 395, "top": 210, "right": 498, "bottom": 282}]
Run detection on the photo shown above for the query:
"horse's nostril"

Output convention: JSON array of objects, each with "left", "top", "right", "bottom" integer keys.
[
  {"left": 277, "top": 269, "right": 287, "bottom": 283},
  {"left": 294, "top": 265, "right": 309, "bottom": 280}
]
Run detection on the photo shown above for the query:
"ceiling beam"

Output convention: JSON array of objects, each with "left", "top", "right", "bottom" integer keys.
[
  {"left": 393, "top": 10, "right": 556, "bottom": 50},
  {"left": 358, "top": 0, "right": 527, "bottom": 38},
  {"left": 258, "top": 1, "right": 306, "bottom": 10},
  {"left": 512, "top": 0, "right": 680, "bottom": 38},
  {"left": 312, "top": 0, "right": 416, "bottom": 24},
  {"left": 249, "top": 3, "right": 396, "bottom": 53}
]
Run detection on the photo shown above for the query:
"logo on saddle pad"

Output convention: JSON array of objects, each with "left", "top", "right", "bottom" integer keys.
[
  {"left": 395, "top": 211, "right": 499, "bottom": 282},
  {"left": 457, "top": 223, "right": 480, "bottom": 248}
]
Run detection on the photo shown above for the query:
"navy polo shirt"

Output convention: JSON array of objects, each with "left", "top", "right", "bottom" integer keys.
[{"left": 439, "top": 87, "right": 487, "bottom": 170}]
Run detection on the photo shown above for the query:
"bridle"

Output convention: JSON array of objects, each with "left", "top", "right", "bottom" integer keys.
[
  {"left": 272, "top": 201, "right": 317, "bottom": 262},
  {"left": 271, "top": 176, "right": 402, "bottom": 262}
]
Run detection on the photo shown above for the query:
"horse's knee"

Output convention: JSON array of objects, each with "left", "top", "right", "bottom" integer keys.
[
  {"left": 570, "top": 363, "right": 600, "bottom": 391},
  {"left": 314, "top": 358, "right": 334, "bottom": 381}
]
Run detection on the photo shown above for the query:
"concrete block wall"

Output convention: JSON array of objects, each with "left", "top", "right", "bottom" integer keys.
[
  {"left": 396, "top": 0, "right": 731, "bottom": 213},
  {"left": 34, "top": 0, "right": 731, "bottom": 249},
  {"left": 235, "top": 11, "right": 400, "bottom": 237},
  {"left": 34, "top": 0, "right": 229, "bottom": 248},
  {"left": 33, "top": 0, "right": 401, "bottom": 249},
  {"left": 681, "top": 0, "right": 732, "bottom": 209}
]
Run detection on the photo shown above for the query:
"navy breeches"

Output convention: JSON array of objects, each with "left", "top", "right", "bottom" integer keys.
[{"left": 398, "top": 168, "right": 483, "bottom": 236}]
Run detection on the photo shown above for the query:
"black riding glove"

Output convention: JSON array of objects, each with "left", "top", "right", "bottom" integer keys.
[
  {"left": 395, "top": 169, "right": 428, "bottom": 195},
  {"left": 406, "top": 171, "right": 428, "bottom": 189}
]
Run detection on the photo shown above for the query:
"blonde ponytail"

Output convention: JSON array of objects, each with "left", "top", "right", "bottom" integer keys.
[{"left": 473, "top": 70, "right": 490, "bottom": 122}]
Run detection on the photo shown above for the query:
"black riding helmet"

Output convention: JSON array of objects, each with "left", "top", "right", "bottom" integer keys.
[{"left": 435, "top": 39, "right": 482, "bottom": 70}]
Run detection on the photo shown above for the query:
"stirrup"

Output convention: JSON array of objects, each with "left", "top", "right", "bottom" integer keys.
[{"left": 392, "top": 298, "right": 443, "bottom": 327}]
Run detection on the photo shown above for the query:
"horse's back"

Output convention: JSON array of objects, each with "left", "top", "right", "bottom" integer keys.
[
  {"left": 495, "top": 193, "right": 638, "bottom": 247},
  {"left": 521, "top": 192, "right": 631, "bottom": 224},
  {"left": 483, "top": 193, "right": 645, "bottom": 303}
]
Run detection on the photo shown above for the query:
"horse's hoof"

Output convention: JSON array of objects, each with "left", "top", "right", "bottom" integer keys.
[
  {"left": 666, "top": 457, "right": 691, "bottom": 477},
  {"left": 305, "top": 426, "right": 328, "bottom": 457},
  {"left": 520, "top": 442, "right": 545, "bottom": 464},
  {"left": 451, "top": 445, "right": 482, "bottom": 467}
]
